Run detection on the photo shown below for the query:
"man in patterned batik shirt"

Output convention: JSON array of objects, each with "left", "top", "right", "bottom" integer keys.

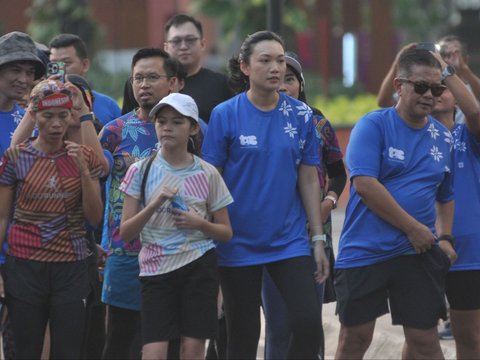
[{"left": 99, "top": 48, "right": 178, "bottom": 359}]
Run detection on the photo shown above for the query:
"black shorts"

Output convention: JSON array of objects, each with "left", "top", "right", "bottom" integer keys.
[
  {"left": 140, "top": 249, "right": 218, "bottom": 345},
  {"left": 335, "top": 246, "right": 450, "bottom": 329},
  {"left": 446, "top": 270, "right": 480, "bottom": 310},
  {"left": 4, "top": 256, "right": 89, "bottom": 306}
]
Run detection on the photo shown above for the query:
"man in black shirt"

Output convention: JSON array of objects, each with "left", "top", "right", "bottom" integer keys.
[{"left": 164, "top": 14, "right": 233, "bottom": 123}]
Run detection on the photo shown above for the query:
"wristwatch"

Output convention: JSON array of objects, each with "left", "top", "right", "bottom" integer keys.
[
  {"left": 80, "top": 112, "right": 95, "bottom": 123},
  {"left": 325, "top": 195, "right": 337, "bottom": 209},
  {"left": 441, "top": 65, "right": 456, "bottom": 81},
  {"left": 312, "top": 234, "right": 327, "bottom": 243}
]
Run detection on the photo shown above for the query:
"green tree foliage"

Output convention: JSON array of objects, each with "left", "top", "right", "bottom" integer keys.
[
  {"left": 392, "top": 0, "right": 451, "bottom": 41},
  {"left": 26, "top": 0, "right": 102, "bottom": 53},
  {"left": 191, "top": 0, "right": 308, "bottom": 42}
]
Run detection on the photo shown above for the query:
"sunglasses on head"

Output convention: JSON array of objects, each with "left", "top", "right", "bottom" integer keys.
[{"left": 398, "top": 78, "right": 447, "bottom": 97}]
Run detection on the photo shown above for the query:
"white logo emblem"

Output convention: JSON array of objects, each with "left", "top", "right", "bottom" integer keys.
[
  {"left": 284, "top": 122, "right": 298, "bottom": 138},
  {"left": 430, "top": 145, "right": 443, "bottom": 162},
  {"left": 46, "top": 176, "right": 59, "bottom": 192},
  {"left": 279, "top": 100, "right": 293, "bottom": 116},
  {"left": 427, "top": 123, "right": 439, "bottom": 139},
  {"left": 239, "top": 135, "right": 258, "bottom": 146},
  {"left": 388, "top": 147, "right": 405, "bottom": 161}
]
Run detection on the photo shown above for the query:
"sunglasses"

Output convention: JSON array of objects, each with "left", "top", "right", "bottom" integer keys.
[{"left": 398, "top": 78, "right": 447, "bottom": 97}]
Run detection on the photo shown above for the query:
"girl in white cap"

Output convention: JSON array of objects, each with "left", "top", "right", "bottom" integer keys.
[{"left": 119, "top": 93, "right": 233, "bottom": 360}]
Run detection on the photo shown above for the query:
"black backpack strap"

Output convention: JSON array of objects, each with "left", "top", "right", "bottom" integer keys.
[{"left": 141, "top": 152, "right": 156, "bottom": 206}]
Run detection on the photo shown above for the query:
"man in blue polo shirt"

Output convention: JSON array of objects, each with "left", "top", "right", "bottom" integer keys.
[
  {"left": 335, "top": 48, "right": 456, "bottom": 359},
  {"left": 49, "top": 33, "right": 121, "bottom": 126}
]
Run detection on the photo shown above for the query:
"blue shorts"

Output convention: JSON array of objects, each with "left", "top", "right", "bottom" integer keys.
[{"left": 102, "top": 255, "right": 141, "bottom": 311}]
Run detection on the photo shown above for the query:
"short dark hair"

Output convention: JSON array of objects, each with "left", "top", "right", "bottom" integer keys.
[
  {"left": 397, "top": 48, "right": 442, "bottom": 78},
  {"left": 172, "top": 58, "right": 187, "bottom": 81},
  {"left": 49, "top": 33, "right": 88, "bottom": 59},
  {"left": 131, "top": 48, "right": 176, "bottom": 78},
  {"left": 164, "top": 14, "right": 203, "bottom": 38}
]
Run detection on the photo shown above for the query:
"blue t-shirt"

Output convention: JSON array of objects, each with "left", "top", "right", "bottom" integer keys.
[
  {"left": 93, "top": 90, "right": 121, "bottom": 126},
  {"left": 336, "top": 107, "right": 454, "bottom": 269},
  {"left": 0, "top": 104, "right": 24, "bottom": 155},
  {"left": 450, "top": 123, "right": 480, "bottom": 270},
  {"left": 0, "top": 104, "right": 25, "bottom": 264},
  {"left": 202, "top": 92, "right": 320, "bottom": 267}
]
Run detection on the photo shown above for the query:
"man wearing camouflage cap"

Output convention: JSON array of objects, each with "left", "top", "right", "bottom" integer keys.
[{"left": 0, "top": 31, "right": 45, "bottom": 155}]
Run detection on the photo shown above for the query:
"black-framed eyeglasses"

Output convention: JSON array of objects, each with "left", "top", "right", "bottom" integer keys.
[
  {"left": 398, "top": 78, "right": 447, "bottom": 97},
  {"left": 130, "top": 74, "right": 169, "bottom": 85},
  {"left": 166, "top": 36, "right": 200, "bottom": 49}
]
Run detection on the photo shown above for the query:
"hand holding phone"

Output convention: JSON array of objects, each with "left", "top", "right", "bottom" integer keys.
[
  {"left": 416, "top": 42, "right": 437, "bottom": 52},
  {"left": 46, "top": 61, "right": 66, "bottom": 82}
]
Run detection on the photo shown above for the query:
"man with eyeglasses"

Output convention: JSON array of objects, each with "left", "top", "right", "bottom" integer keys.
[
  {"left": 99, "top": 48, "right": 178, "bottom": 359},
  {"left": 164, "top": 14, "right": 233, "bottom": 123},
  {"left": 334, "top": 48, "right": 455, "bottom": 359}
]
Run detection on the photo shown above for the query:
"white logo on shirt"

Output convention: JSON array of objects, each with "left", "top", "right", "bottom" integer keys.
[
  {"left": 430, "top": 145, "right": 443, "bottom": 162},
  {"left": 239, "top": 135, "right": 258, "bottom": 147},
  {"left": 12, "top": 110, "right": 23, "bottom": 125},
  {"left": 284, "top": 122, "right": 298, "bottom": 138},
  {"left": 388, "top": 147, "right": 405, "bottom": 161},
  {"left": 458, "top": 162, "right": 464, "bottom": 168},
  {"left": 46, "top": 176, "right": 59, "bottom": 192},
  {"left": 427, "top": 123, "right": 440, "bottom": 139},
  {"left": 279, "top": 100, "right": 293, "bottom": 116}
]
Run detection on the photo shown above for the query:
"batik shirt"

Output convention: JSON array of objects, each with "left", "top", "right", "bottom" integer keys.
[
  {"left": 99, "top": 111, "right": 158, "bottom": 256},
  {"left": 120, "top": 154, "right": 233, "bottom": 275},
  {"left": 0, "top": 140, "right": 102, "bottom": 262},
  {"left": 313, "top": 113, "right": 344, "bottom": 245}
]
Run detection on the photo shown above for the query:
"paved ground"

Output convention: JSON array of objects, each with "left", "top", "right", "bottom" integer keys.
[{"left": 256, "top": 209, "right": 457, "bottom": 359}]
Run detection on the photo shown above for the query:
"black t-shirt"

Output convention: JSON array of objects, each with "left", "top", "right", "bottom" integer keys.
[{"left": 182, "top": 67, "right": 234, "bottom": 123}]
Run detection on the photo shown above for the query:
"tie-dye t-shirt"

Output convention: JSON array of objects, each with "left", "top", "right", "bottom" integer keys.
[
  {"left": 0, "top": 140, "right": 103, "bottom": 262},
  {"left": 99, "top": 111, "right": 158, "bottom": 255},
  {"left": 120, "top": 154, "right": 233, "bottom": 276}
]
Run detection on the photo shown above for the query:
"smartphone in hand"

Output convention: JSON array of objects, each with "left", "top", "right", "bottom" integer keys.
[
  {"left": 416, "top": 42, "right": 437, "bottom": 52},
  {"left": 46, "top": 61, "right": 66, "bottom": 82}
]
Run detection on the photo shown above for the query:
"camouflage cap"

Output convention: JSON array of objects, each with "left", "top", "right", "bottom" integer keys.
[{"left": 0, "top": 32, "right": 46, "bottom": 80}]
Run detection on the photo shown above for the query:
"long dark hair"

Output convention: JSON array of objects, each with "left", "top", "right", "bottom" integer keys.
[{"left": 228, "top": 30, "right": 284, "bottom": 94}]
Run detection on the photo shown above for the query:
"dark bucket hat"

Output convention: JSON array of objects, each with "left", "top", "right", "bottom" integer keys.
[{"left": 0, "top": 32, "right": 46, "bottom": 80}]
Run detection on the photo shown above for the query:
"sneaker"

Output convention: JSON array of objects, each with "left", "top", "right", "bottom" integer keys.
[{"left": 439, "top": 325, "right": 454, "bottom": 340}]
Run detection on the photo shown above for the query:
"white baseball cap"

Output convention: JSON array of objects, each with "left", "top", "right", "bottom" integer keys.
[{"left": 149, "top": 93, "right": 199, "bottom": 123}]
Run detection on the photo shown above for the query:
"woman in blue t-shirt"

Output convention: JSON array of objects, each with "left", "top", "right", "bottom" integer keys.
[
  {"left": 261, "top": 51, "right": 347, "bottom": 360},
  {"left": 430, "top": 51, "right": 480, "bottom": 359},
  {"left": 202, "top": 30, "right": 329, "bottom": 359}
]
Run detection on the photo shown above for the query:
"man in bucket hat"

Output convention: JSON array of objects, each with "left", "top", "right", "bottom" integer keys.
[
  {"left": 0, "top": 31, "right": 45, "bottom": 155},
  {"left": 0, "top": 30, "right": 46, "bottom": 358}
]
